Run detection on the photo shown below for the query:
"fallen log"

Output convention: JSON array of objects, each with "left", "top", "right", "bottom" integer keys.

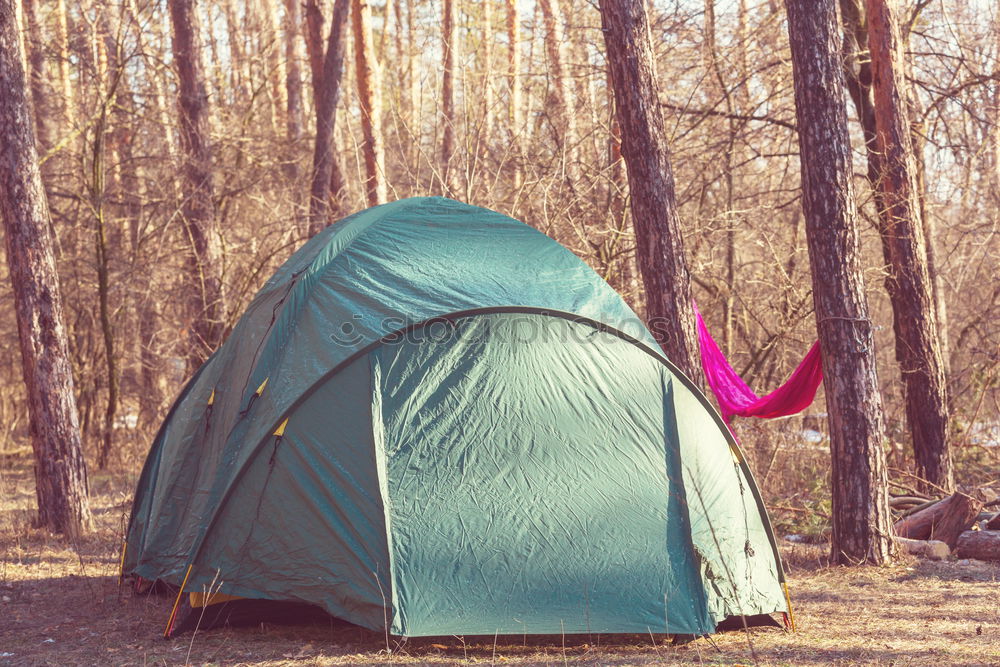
[
  {"left": 893, "top": 492, "right": 983, "bottom": 548},
  {"left": 897, "top": 498, "right": 941, "bottom": 519},
  {"left": 987, "top": 513, "right": 1000, "bottom": 531},
  {"left": 894, "top": 536, "right": 950, "bottom": 561},
  {"left": 889, "top": 495, "right": 931, "bottom": 508},
  {"left": 955, "top": 530, "right": 1000, "bottom": 561}
]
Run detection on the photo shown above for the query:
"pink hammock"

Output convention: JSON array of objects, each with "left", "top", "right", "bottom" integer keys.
[{"left": 694, "top": 303, "right": 823, "bottom": 423}]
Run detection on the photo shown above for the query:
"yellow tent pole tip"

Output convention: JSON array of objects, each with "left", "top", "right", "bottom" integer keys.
[
  {"left": 117, "top": 541, "right": 127, "bottom": 588},
  {"left": 782, "top": 581, "right": 796, "bottom": 632},
  {"left": 164, "top": 564, "right": 193, "bottom": 638}
]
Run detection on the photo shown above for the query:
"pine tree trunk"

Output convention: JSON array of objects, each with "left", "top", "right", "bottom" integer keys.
[
  {"left": 169, "top": 0, "right": 227, "bottom": 372},
  {"left": 308, "top": 0, "right": 350, "bottom": 235},
  {"left": 352, "top": 0, "right": 387, "bottom": 206},
  {"left": 305, "top": 0, "right": 348, "bottom": 220},
  {"left": 840, "top": 0, "right": 952, "bottom": 488},
  {"left": 0, "top": 0, "right": 92, "bottom": 536},
  {"left": 863, "top": 0, "right": 952, "bottom": 491},
  {"left": 785, "top": 0, "right": 894, "bottom": 565},
  {"left": 597, "top": 0, "right": 700, "bottom": 382},
  {"left": 21, "top": 0, "right": 51, "bottom": 151},
  {"left": 440, "top": 0, "right": 458, "bottom": 196}
]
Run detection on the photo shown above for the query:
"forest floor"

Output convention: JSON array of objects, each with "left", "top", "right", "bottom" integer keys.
[{"left": 2, "top": 463, "right": 999, "bottom": 666}]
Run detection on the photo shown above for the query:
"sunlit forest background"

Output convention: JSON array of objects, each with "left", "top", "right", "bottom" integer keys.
[{"left": 2, "top": 0, "right": 997, "bottom": 535}]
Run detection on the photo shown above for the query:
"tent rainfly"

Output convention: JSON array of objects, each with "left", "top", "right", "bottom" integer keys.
[{"left": 124, "top": 197, "right": 790, "bottom": 637}]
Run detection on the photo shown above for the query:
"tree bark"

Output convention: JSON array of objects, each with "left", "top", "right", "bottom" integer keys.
[
  {"left": 305, "top": 0, "right": 348, "bottom": 218},
  {"left": 840, "top": 0, "right": 953, "bottom": 492},
  {"left": 305, "top": 0, "right": 325, "bottom": 92},
  {"left": 308, "top": 0, "right": 350, "bottom": 235},
  {"left": 169, "top": 0, "right": 227, "bottom": 371},
  {"left": 785, "top": 0, "right": 894, "bottom": 565},
  {"left": 597, "top": 0, "right": 700, "bottom": 382},
  {"left": 863, "top": 0, "right": 952, "bottom": 491},
  {"left": 20, "top": 0, "right": 51, "bottom": 152},
  {"left": 0, "top": 0, "right": 92, "bottom": 536},
  {"left": 440, "top": 0, "right": 458, "bottom": 196},
  {"left": 351, "top": 0, "right": 387, "bottom": 206}
]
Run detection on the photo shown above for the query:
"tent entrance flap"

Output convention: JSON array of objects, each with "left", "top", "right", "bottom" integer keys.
[{"left": 374, "top": 313, "right": 714, "bottom": 636}]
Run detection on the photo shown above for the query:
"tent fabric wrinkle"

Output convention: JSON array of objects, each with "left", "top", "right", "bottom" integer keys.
[{"left": 694, "top": 302, "right": 823, "bottom": 422}]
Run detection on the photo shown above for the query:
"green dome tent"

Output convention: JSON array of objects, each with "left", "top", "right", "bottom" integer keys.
[{"left": 124, "top": 197, "right": 789, "bottom": 638}]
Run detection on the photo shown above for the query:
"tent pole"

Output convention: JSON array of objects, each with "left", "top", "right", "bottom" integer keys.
[
  {"left": 117, "top": 541, "right": 127, "bottom": 592},
  {"left": 782, "top": 582, "right": 796, "bottom": 632},
  {"left": 164, "top": 564, "right": 193, "bottom": 638}
]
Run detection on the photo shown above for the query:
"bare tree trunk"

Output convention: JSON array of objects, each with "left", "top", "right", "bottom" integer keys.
[
  {"left": 993, "top": 20, "right": 1000, "bottom": 205},
  {"left": 539, "top": 0, "right": 575, "bottom": 177},
  {"left": 441, "top": 0, "right": 458, "bottom": 196},
  {"left": 785, "top": 0, "right": 894, "bottom": 565},
  {"left": 283, "top": 0, "right": 306, "bottom": 154},
  {"left": 0, "top": 0, "right": 92, "bottom": 536},
  {"left": 89, "top": 95, "right": 119, "bottom": 470},
  {"left": 352, "top": 0, "right": 386, "bottom": 206},
  {"left": 138, "top": 296, "right": 163, "bottom": 427},
  {"left": 505, "top": 0, "right": 522, "bottom": 190},
  {"left": 841, "top": 0, "right": 953, "bottom": 489},
  {"left": 406, "top": 0, "right": 420, "bottom": 150},
  {"left": 169, "top": 0, "right": 227, "bottom": 372},
  {"left": 305, "top": 0, "right": 348, "bottom": 215},
  {"left": 55, "top": 0, "right": 74, "bottom": 128},
  {"left": 597, "top": 0, "right": 700, "bottom": 382},
  {"left": 864, "top": 0, "right": 952, "bottom": 491},
  {"left": 308, "top": 0, "right": 350, "bottom": 235},
  {"left": 703, "top": 0, "right": 739, "bottom": 357},
  {"left": 263, "top": 0, "right": 289, "bottom": 133},
  {"left": 305, "top": 0, "right": 325, "bottom": 89},
  {"left": 20, "top": 0, "right": 51, "bottom": 152},
  {"left": 378, "top": 0, "right": 393, "bottom": 62},
  {"left": 222, "top": 0, "right": 249, "bottom": 102},
  {"left": 480, "top": 0, "right": 496, "bottom": 141}
]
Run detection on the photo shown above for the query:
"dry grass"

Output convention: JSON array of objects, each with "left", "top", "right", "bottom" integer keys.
[{"left": 2, "top": 462, "right": 999, "bottom": 666}]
